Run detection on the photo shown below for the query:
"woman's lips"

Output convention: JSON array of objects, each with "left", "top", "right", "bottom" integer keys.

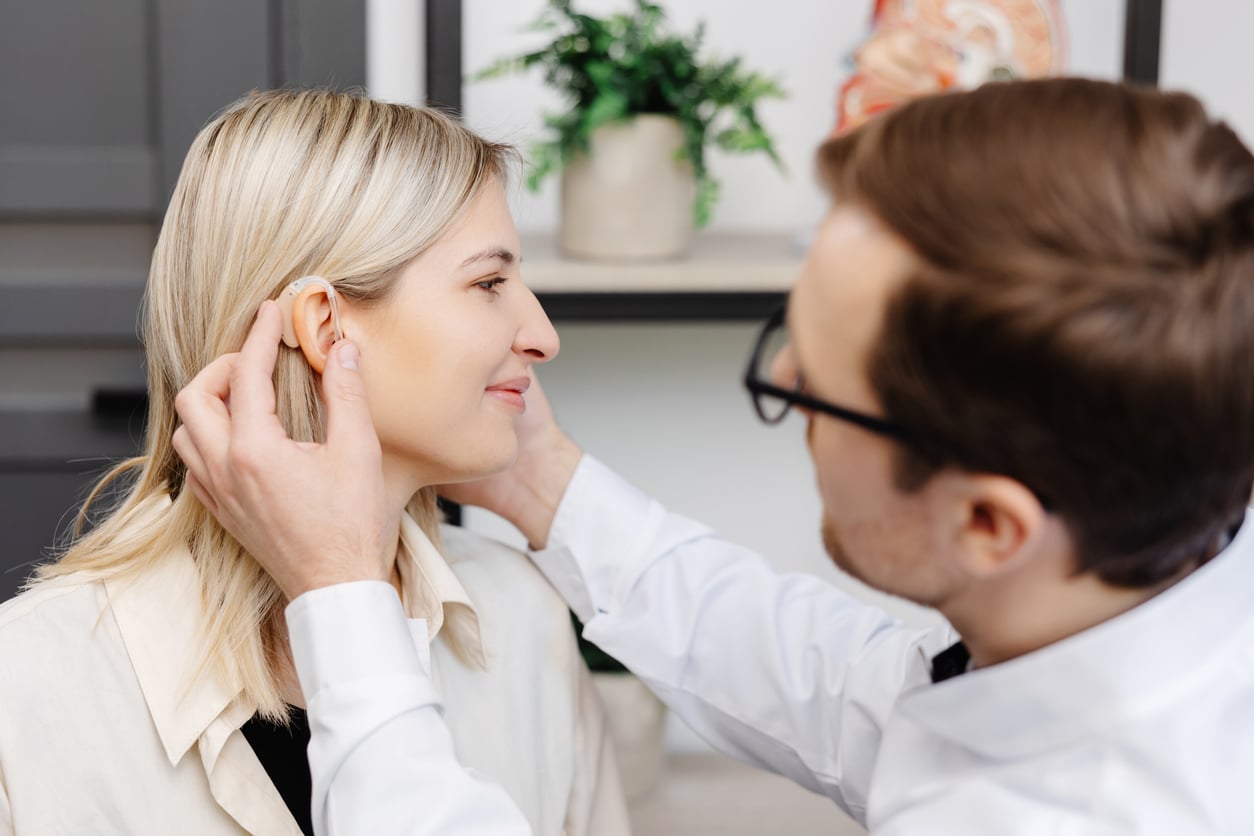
[{"left": 485, "top": 377, "right": 530, "bottom": 411}]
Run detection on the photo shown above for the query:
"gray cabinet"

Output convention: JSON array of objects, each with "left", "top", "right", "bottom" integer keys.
[
  {"left": 0, "top": 0, "right": 365, "bottom": 600},
  {"left": 1, "top": 0, "right": 157, "bottom": 216}
]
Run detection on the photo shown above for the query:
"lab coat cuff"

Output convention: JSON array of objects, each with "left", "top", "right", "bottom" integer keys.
[
  {"left": 531, "top": 455, "right": 661, "bottom": 622},
  {"left": 286, "top": 580, "right": 432, "bottom": 701}
]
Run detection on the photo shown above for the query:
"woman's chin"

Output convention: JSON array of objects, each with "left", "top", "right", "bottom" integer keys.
[
  {"left": 427, "top": 443, "right": 519, "bottom": 486},
  {"left": 384, "top": 447, "right": 517, "bottom": 497}
]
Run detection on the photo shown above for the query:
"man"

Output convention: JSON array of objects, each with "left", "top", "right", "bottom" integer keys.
[{"left": 175, "top": 78, "right": 1254, "bottom": 834}]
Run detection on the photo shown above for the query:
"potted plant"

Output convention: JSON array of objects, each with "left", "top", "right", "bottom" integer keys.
[{"left": 476, "top": 0, "right": 786, "bottom": 261}]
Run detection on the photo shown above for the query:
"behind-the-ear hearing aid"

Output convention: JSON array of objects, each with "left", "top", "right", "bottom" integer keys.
[{"left": 276, "top": 275, "right": 343, "bottom": 349}]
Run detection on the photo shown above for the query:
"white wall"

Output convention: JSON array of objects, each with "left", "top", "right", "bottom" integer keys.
[{"left": 1161, "top": 0, "right": 1254, "bottom": 144}]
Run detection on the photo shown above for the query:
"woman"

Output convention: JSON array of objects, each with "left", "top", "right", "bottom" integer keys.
[{"left": 0, "top": 89, "right": 629, "bottom": 836}]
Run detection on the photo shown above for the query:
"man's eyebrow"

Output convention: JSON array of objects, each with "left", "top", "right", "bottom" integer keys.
[{"left": 459, "top": 247, "right": 517, "bottom": 268}]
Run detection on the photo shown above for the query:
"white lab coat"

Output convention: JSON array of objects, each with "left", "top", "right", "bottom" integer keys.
[{"left": 289, "top": 456, "right": 1254, "bottom": 834}]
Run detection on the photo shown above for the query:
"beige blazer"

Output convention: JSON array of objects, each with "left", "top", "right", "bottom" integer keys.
[{"left": 0, "top": 508, "right": 629, "bottom": 835}]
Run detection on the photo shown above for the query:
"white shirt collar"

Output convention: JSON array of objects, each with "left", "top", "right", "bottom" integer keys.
[{"left": 900, "top": 509, "right": 1254, "bottom": 757}]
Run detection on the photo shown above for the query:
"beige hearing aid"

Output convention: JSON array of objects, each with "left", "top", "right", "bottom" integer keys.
[{"left": 275, "top": 275, "right": 344, "bottom": 350}]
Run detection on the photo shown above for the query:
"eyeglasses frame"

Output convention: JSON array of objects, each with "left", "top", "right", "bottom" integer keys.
[{"left": 742, "top": 306, "right": 916, "bottom": 443}]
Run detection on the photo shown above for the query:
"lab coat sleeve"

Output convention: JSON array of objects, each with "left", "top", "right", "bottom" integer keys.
[
  {"left": 286, "top": 581, "right": 532, "bottom": 836},
  {"left": 530, "top": 456, "right": 955, "bottom": 823}
]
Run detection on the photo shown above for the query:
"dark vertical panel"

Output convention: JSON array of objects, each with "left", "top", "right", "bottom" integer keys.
[
  {"left": 1122, "top": 0, "right": 1163, "bottom": 85},
  {"left": 271, "top": 0, "right": 287, "bottom": 92},
  {"left": 154, "top": 0, "right": 274, "bottom": 203},
  {"left": 280, "top": 0, "right": 367, "bottom": 89},
  {"left": 426, "top": 0, "right": 463, "bottom": 114},
  {"left": 155, "top": 0, "right": 366, "bottom": 203},
  {"left": 145, "top": 0, "right": 163, "bottom": 171}
]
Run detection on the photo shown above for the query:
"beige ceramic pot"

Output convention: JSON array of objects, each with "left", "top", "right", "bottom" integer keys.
[{"left": 560, "top": 114, "right": 695, "bottom": 261}]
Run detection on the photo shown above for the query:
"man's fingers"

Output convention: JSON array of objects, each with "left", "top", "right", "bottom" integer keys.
[
  {"left": 174, "top": 352, "right": 238, "bottom": 473},
  {"left": 179, "top": 351, "right": 237, "bottom": 406},
  {"left": 172, "top": 425, "right": 212, "bottom": 494},
  {"left": 321, "top": 340, "right": 381, "bottom": 459},
  {"left": 230, "top": 300, "right": 285, "bottom": 425},
  {"left": 183, "top": 470, "right": 219, "bottom": 516}
]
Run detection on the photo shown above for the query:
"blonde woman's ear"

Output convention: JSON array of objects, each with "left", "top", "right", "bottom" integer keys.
[{"left": 290, "top": 284, "right": 339, "bottom": 373}]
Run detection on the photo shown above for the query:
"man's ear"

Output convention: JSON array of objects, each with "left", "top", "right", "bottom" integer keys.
[
  {"left": 950, "top": 474, "right": 1048, "bottom": 580},
  {"left": 289, "top": 283, "right": 339, "bottom": 373}
]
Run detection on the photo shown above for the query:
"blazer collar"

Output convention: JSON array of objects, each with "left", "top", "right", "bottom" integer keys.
[
  {"left": 396, "top": 514, "right": 486, "bottom": 669},
  {"left": 106, "top": 498, "right": 486, "bottom": 767},
  {"left": 106, "top": 520, "right": 241, "bottom": 767}
]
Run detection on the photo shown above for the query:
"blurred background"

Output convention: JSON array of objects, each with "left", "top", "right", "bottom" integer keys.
[{"left": 1, "top": 1, "right": 1249, "bottom": 832}]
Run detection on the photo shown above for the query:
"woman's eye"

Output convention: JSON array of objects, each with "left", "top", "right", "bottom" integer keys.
[{"left": 475, "top": 277, "right": 508, "bottom": 293}]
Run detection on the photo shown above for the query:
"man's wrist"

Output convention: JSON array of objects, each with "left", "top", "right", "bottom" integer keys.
[
  {"left": 510, "top": 434, "right": 583, "bottom": 550},
  {"left": 279, "top": 562, "right": 391, "bottom": 602}
]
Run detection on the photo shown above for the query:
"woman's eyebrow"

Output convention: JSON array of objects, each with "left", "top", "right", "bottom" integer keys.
[{"left": 459, "top": 247, "right": 517, "bottom": 268}]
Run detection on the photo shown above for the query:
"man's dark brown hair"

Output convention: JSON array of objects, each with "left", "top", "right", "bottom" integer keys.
[{"left": 817, "top": 78, "right": 1254, "bottom": 587}]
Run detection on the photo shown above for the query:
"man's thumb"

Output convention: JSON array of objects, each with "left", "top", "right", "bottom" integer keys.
[{"left": 322, "top": 340, "right": 375, "bottom": 445}]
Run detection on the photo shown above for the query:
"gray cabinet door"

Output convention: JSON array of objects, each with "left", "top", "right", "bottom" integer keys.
[
  {"left": 0, "top": 0, "right": 365, "bottom": 601},
  {"left": 2, "top": 0, "right": 367, "bottom": 218},
  {"left": 0, "top": 0, "right": 158, "bottom": 217}
]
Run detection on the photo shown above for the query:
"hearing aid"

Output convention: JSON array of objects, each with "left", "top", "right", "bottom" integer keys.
[{"left": 276, "top": 275, "right": 344, "bottom": 350}]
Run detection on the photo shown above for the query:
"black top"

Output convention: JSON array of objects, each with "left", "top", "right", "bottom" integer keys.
[
  {"left": 240, "top": 706, "right": 314, "bottom": 836},
  {"left": 930, "top": 641, "right": 972, "bottom": 684}
]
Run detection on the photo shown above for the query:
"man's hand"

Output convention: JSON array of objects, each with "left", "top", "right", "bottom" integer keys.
[
  {"left": 438, "top": 372, "right": 582, "bottom": 550},
  {"left": 172, "top": 301, "right": 399, "bottom": 600}
]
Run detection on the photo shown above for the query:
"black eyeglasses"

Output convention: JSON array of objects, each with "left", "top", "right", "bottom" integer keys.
[
  {"left": 743, "top": 307, "right": 915, "bottom": 442},
  {"left": 744, "top": 306, "right": 1053, "bottom": 509}
]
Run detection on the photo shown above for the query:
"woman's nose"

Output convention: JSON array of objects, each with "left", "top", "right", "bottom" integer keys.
[{"left": 514, "top": 286, "right": 560, "bottom": 363}]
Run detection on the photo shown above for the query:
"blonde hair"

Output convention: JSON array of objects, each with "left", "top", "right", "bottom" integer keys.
[{"left": 35, "top": 89, "right": 516, "bottom": 719}]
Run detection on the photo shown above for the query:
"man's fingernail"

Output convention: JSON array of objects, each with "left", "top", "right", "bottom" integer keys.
[{"left": 338, "top": 341, "right": 360, "bottom": 370}]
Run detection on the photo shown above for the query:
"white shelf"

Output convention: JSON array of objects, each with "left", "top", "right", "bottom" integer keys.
[{"left": 520, "top": 233, "right": 803, "bottom": 294}]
